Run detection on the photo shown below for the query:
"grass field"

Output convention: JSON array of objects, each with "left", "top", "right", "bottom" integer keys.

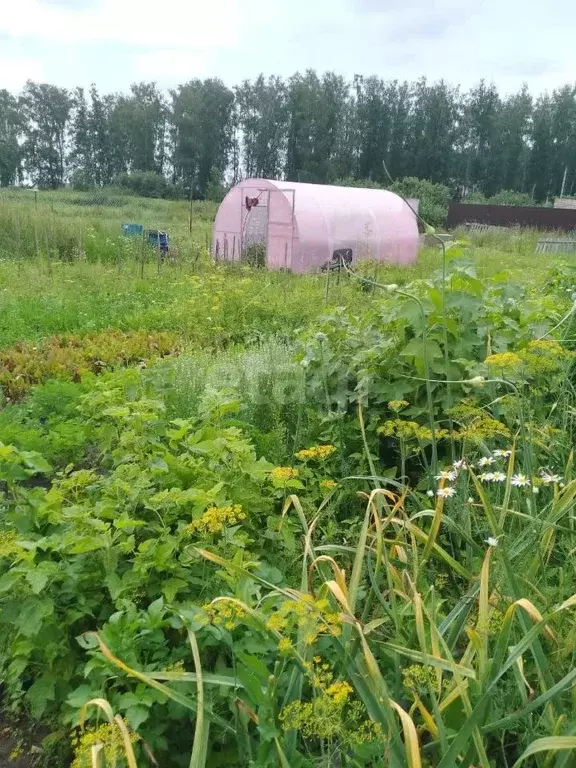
[{"left": 3, "top": 192, "right": 576, "bottom": 767}]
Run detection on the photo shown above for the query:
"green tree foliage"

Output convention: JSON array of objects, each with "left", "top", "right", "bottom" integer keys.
[
  {"left": 0, "top": 90, "right": 21, "bottom": 187},
  {"left": 115, "top": 170, "right": 185, "bottom": 199},
  {"left": 69, "top": 87, "right": 93, "bottom": 188},
  {"left": 114, "top": 82, "right": 167, "bottom": 174},
  {"left": 19, "top": 81, "right": 72, "bottom": 189},
  {"left": 234, "top": 75, "right": 288, "bottom": 179},
  {"left": 2, "top": 73, "right": 576, "bottom": 202},
  {"left": 285, "top": 70, "right": 350, "bottom": 183},
  {"left": 171, "top": 78, "right": 234, "bottom": 198},
  {"left": 389, "top": 176, "right": 451, "bottom": 228}
]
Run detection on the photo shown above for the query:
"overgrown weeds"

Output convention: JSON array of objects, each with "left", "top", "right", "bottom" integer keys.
[{"left": 2, "top": 229, "right": 576, "bottom": 766}]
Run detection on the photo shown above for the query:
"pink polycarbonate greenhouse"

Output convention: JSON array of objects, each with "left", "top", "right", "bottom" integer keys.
[{"left": 212, "top": 179, "right": 419, "bottom": 273}]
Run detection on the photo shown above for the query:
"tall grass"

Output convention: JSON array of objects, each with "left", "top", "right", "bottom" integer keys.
[
  {"left": 0, "top": 188, "right": 216, "bottom": 262},
  {"left": 73, "top": 233, "right": 576, "bottom": 767}
]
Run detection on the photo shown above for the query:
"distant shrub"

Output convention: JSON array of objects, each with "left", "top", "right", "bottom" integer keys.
[
  {"left": 334, "top": 177, "right": 384, "bottom": 190},
  {"left": 70, "top": 169, "right": 94, "bottom": 192},
  {"left": 464, "top": 189, "right": 536, "bottom": 207},
  {"left": 388, "top": 176, "right": 450, "bottom": 229},
  {"left": 0, "top": 330, "right": 178, "bottom": 401},
  {"left": 115, "top": 171, "right": 187, "bottom": 200}
]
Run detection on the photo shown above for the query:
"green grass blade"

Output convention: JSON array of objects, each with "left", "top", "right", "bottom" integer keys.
[
  {"left": 511, "top": 736, "right": 576, "bottom": 768},
  {"left": 188, "top": 629, "right": 209, "bottom": 768}
]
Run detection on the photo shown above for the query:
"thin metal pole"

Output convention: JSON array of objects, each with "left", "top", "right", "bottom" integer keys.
[
  {"left": 289, "top": 189, "right": 295, "bottom": 267},
  {"left": 189, "top": 176, "right": 194, "bottom": 234},
  {"left": 239, "top": 185, "right": 244, "bottom": 260},
  {"left": 560, "top": 166, "right": 569, "bottom": 198},
  {"left": 265, "top": 190, "right": 270, "bottom": 267},
  {"left": 140, "top": 231, "right": 145, "bottom": 279}
]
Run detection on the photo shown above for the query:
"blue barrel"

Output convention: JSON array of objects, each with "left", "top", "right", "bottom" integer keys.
[{"left": 121, "top": 223, "right": 144, "bottom": 236}]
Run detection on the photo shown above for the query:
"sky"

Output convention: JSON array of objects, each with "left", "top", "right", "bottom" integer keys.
[{"left": 0, "top": 0, "right": 573, "bottom": 95}]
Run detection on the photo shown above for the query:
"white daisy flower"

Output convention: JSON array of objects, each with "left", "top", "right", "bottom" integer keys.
[
  {"left": 437, "top": 487, "right": 456, "bottom": 498},
  {"left": 426, "top": 490, "right": 435, "bottom": 497},
  {"left": 478, "top": 456, "right": 495, "bottom": 468},
  {"left": 435, "top": 470, "right": 457, "bottom": 482},
  {"left": 511, "top": 474, "right": 530, "bottom": 487},
  {"left": 491, "top": 472, "right": 506, "bottom": 482},
  {"left": 485, "top": 537, "right": 499, "bottom": 547},
  {"left": 453, "top": 459, "right": 468, "bottom": 470},
  {"left": 493, "top": 449, "right": 512, "bottom": 458},
  {"left": 479, "top": 472, "right": 495, "bottom": 483},
  {"left": 540, "top": 472, "right": 562, "bottom": 485}
]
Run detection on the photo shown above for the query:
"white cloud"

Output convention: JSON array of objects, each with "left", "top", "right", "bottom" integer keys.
[
  {"left": 0, "top": 0, "right": 573, "bottom": 93},
  {"left": 1, "top": 0, "right": 241, "bottom": 48},
  {"left": 0, "top": 56, "right": 45, "bottom": 90},
  {"left": 133, "top": 49, "right": 212, "bottom": 82}
]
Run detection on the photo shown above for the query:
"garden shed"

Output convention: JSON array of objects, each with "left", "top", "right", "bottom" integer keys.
[{"left": 212, "top": 179, "right": 419, "bottom": 272}]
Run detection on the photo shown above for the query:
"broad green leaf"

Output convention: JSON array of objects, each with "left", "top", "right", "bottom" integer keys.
[{"left": 26, "top": 569, "right": 49, "bottom": 594}]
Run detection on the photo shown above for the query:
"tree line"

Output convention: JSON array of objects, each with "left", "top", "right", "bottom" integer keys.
[{"left": 1, "top": 73, "right": 575, "bottom": 202}]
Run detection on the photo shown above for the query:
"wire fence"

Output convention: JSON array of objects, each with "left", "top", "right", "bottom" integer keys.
[{"left": 0, "top": 188, "right": 217, "bottom": 271}]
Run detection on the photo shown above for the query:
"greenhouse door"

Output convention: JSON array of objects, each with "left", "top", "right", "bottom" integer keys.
[
  {"left": 242, "top": 188, "right": 269, "bottom": 266},
  {"left": 267, "top": 189, "right": 294, "bottom": 270}
]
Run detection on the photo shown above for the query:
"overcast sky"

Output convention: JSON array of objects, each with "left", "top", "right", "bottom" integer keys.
[{"left": 0, "top": 0, "right": 573, "bottom": 95}]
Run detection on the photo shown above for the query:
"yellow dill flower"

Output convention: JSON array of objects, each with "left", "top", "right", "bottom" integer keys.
[
  {"left": 455, "top": 415, "right": 510, "bottom": 441},
  {"left": 268, "top": 594, "right": 343, "bottom": 643},
  {"left": 347, "top": 714, "right": 383, "bottom": 746},
  {"left": 185, "top": 505, "right": 245, "bottom": 536},
  {"left": 204, "top": 601, "right": 246, "bottom": 630},
  {"left": 402, "top": 664, "right": 436, "bottom": 692},
  {"left": 71, "top": 724, "right": 138, "bottom": 768},
  {"left": 278, "top": 638, "right": 292, "bottom": 652},
  {"left": 164, "top": 660, "right": 186, "bottom": 676},
  {"left": 279, "top": 657, "right": 379, "bottom": 746},
  {"left": 377, "top": 419, "right": 445, "bottom": 442},
  {"left": 266, "top": 613, "right": 286, "bottom": 631},
  {"left": 270, "top": 466, "right": 299, "bottom": 483},
  {"left": 450, "top": 402, "right": 511, "bottom": 442},
  {"left": 319, "top": 479, "right": 338, "bottom": 492},
  {"left": 326, "top": 681, "right": 353, "bottom": 704},
  {"left": 295, "top": 444, "right": 336, "bottom": 462},
  {"left": 388, "top": 400, "right": 409, "bottom": 411},
  {"left": 521, "top": 339, "right": 574, "bottom": 375},
  {"left": 485, "top": 351, "right": 523, "bottom": 369}
]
